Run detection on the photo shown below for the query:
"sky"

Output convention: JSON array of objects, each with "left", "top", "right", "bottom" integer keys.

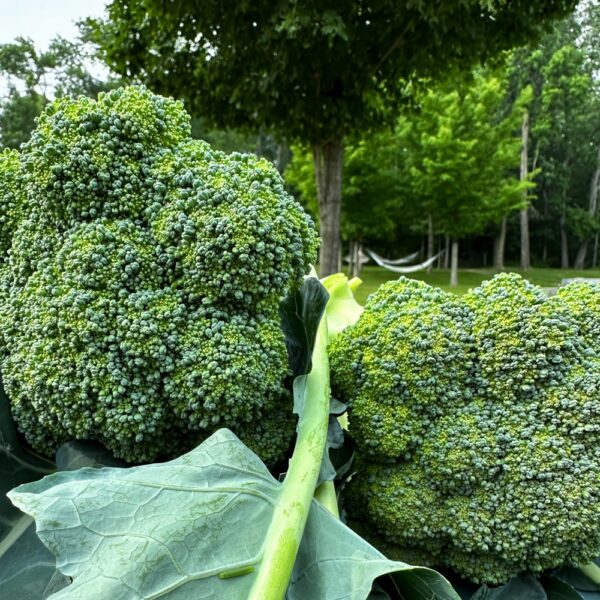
[
  {"left": 0, "top": 0, "right": 107, "bottom": 46},
  {"left": 0, "top": 0, "right": 109, "bottom": 94}
]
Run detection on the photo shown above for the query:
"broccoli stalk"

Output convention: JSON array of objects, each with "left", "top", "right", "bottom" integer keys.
[
  {"left": 248, "top": 272, "right": 362, "bottom": 599},
  {"left": 581, "top": 563, "right": 600, "bottom": 586},
  {"left": 248, "top": 277, "right": 330, "bottom": 600}
]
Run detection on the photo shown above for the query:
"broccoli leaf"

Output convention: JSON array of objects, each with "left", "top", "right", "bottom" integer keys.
[
  {"left": 9, "top": 428, "right": 458, "bottom": 600},
  {"left": 279, "top": 276, "right": 329, "bottom": 377},
  {"left": 470, "top": 574, "right": 547, "bottom": 599},
  {"left": 541, "top": 576, "right": 585, "bottom": 600},
  {"left": 555, "top": 566, "right": 600, "bottom": 593},
  {"left": 0, "top": 377, "right": 57, "bottom": 598}
]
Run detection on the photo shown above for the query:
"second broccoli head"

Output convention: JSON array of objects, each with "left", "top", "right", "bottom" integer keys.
[
  {"left": 330, "top": 274, "right": 600, "bottom": 584},
  {"left": 0, "top": 86, "right": 318, "bottom": 464}
]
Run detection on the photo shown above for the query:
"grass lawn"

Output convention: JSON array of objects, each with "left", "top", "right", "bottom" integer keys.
[{"left": 351, "top": 265, "right": 600, "bottom": 305}]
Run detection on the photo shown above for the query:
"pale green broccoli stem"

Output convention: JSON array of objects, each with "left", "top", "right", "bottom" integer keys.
[
  {"left": 580, "top": 563, "right": 600, "bottom": 585},
  {"left": 314, "top": 481, "right": 340, "bottom": 518},
  {"left": 248, "top": 293, "right": 330, "bottom": 600}
]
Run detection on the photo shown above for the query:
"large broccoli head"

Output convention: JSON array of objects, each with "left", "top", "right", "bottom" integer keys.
[
  {"left": 0, "top": 86, "right": 318, "bottom": 464},
  {"left": 330, "top": 274, "right": 600, "bottom": 584}
]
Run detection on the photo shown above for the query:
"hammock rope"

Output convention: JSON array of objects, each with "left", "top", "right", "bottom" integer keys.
[
  {"left": 372, "top": 249, "right": 421, "bottom": 265},
  {"left": 366, "top": 249, "right": 444, "bottom": 274}
]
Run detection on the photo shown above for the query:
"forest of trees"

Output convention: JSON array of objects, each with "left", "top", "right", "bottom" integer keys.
[{"left": 0, "top": 2, "right": 598, "bottom": 283}]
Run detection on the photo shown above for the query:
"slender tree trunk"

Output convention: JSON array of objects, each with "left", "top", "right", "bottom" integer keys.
[
  {"left": 520, "top": 110, "right": 531, "bottom": 270},
  {"left": 574, "top": 146, "right": 600, "bottom": 269},
  {"left": 542, "top": 243, "right": 548, "bottom": 266},
  {"left": 275, "top": 143, "right": 292, "bottom": 173},
  {"left": 560, "top": 209, "right": 570, "bottom": 269},
  {"left": 594, "top": 232, "right": 599, "bottom": 269},
  {"left": 493, "top": 217, "right": 507, "bottom": 269},
  {"left": 436, "top": 236, "right": 443, "bottom": 269},
  {"left": 347, "top": 241, "right": 354, "bottom": 278},
  {"left": 427, "top": 214, "right": 434, "bottom": 273},
  {"left": 444, "top": 236, "right": 450, "bottom": 269},
  {"left": 313, "top": 140, "right": 344, "bottom": 276},
  {"left": 450, "top": 240, "right": 459, "bottom": 287},
  {"left": 349, "top": 240, "right": 361, "bottom": 278},
  {"left": 575, "top": 241, "right": 590, "bottom": 270}
]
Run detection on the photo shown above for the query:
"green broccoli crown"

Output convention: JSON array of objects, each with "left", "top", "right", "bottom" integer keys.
[
  {"left": 0, "top": 86, "right": 318, "bottom": 464},
  {"left": 331, "top": 273, "right": 600, "bottom": 584}
]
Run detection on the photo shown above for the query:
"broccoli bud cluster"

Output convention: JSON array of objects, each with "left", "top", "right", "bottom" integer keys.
[
  {"left": 330, "top": 274, "right": 600, "bottom": 584},
  {"left": 0, "top": 86, "right": 318, "bottom": 464}
]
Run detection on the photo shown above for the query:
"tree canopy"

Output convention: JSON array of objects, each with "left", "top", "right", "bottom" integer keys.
[{"left": 84, "top": 0, "right": 576, "bottom": 275}]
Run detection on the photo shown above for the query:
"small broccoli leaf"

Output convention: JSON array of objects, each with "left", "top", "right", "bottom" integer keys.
[
  {"left": 470, "top": 574, "right": 547, "bottom": 599},
  {"left": 10, "top": 428, "right": 458, "bottom": 600},
  {"left": 280, "top": 277, "right": 329, "bottom": 377},
  {"left": 55, "top": 440, "right": 129, "bottom": 471},
  {"left": 320, "top": 273, "right": 364, "bottom": 340},
  {"left": 0, "top": 376, "right": 58, "bottom": 598},
  {"left": 541, "top": 575, "right": 585, "bottom": 600}
]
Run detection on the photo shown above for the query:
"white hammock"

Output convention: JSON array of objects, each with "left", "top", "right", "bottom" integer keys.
[
  {"left": 372, "top": 249, "right": 421, "bottom": 265},
  {"left": 367, "top": 249, "right": 444, "bottom": 274}
]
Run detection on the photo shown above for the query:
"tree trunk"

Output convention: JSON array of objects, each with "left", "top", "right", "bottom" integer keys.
[
  {"left": 347, "top": 241, "right": 355, "bottom": 278},
  {"left": 426, "top": 214, "right": 434, "bottom": 273},
  {"left": 520, "top": 110, "right": 531, "bottom": 270},
  {"left": 444, "top": 236, "right": 450, "bottom": 269},
  {"left": 593, "top": 232, "right": 599, "bottom": 269},
  {"left": 313, "top": 140, "right": 344, "bottom": 276},
  {"left": 436, "top": 236, "right": 443, "bottom": 269},
  {"left": 450, "top": 240, "right": 459, "bottom": 287},
  {"left": 574, "top": 241, "right": 589, "bottom": 270},
  {"left": 574, "top": 146, "right": 600, "bottom": 269},
  {"left": 560, "top": 209, "right": 570, "bottom": 269},
  {"left": 493, "top": 217, "right": 507, "bottom": 269}
]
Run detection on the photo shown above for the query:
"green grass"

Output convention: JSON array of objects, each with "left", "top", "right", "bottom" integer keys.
[{"left": 351, "top": 266, "right": 600, "bottom": 305}]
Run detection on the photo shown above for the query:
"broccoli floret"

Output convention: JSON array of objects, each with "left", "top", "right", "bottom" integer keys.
[
  {"left": 333, "top": 273, "right": 600, "bottom": 584},
  {"left": 0, "top": 149, "right": 22, "bottom": 260},
  {"left": 149, "top": 140, "right": 315, "bottom": 309},
  {"left": 0, "top": 86, "right": 318, "bottom": 464},
  {"left": 329, "top": 278, "right": 474, "bottom": 460}
]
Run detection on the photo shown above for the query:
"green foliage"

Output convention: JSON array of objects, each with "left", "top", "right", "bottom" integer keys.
[
  {"left": 396, "top": 71, "right": 532, "bottom": 240},
  {"left": 0, "top": 85, "right": 318, "bottom": 464},
  {"left": 330, "top": 273, "right": 600, "bottom": 584},
  {"left": 84, "top": 1, "right": 575, "bottom": 145},
  {"left": 506, "top": 4, "right": 600, "bottom": 265},
  {"left": 0, "top": 36, "right": 121, "bottom": 150}
]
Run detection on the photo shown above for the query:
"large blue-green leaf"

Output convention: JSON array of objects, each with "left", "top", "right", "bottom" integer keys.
[{"left": 9, "top": 429, "right": 459, "bottom": 600}]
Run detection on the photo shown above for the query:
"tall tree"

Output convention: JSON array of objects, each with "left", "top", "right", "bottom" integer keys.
[
  {"left": 396, "top": 73, "right": 531, "bottom": 286},
  {"left": 84, "top": 0, "right": 575, "bottom": 275}
]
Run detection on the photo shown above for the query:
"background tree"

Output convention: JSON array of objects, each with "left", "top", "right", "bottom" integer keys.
[
  {"left": 502, "top": 3, "right": 600, "bottom": 269},
  {"left": 396, "top": 73, "right": 532, "bottom": 286},
  {"left": 0, "top": 36, "right": 117, "bottom": 149},
  {"left": 84, "top": 0, "right": 575, "bottom": 275}
]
